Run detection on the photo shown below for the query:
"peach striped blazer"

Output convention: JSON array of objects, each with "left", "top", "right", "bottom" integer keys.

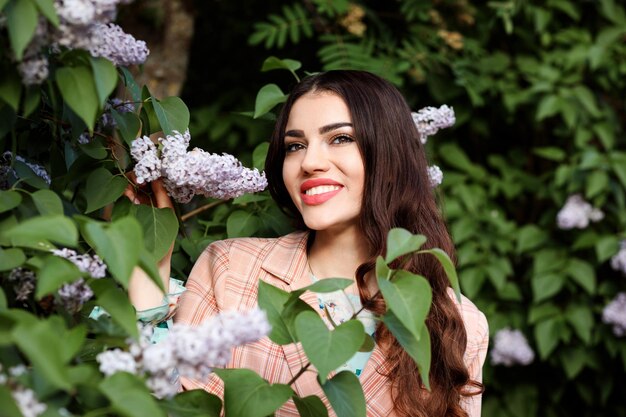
[{"left": 176, "top": 231, "right": 489, "bottom": 417}]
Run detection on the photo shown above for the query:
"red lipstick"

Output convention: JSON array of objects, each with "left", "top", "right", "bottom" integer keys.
[{"left": 300, "top": 178, "right": 343, "bottom": 206}]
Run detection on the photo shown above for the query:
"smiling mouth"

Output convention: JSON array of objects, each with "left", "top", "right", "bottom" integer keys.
[
  {"left": 304, "top": 185, "right": 342, "bottom": 196},
  {"left": 300, "top": 185, "right": 343, "bottom": 205}
]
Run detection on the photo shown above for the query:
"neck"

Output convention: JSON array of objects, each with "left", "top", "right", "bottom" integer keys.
[{"left": 307, "top": 226, "right": 370, "bottom": 280}]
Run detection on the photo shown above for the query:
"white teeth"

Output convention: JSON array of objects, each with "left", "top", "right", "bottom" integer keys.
[{"left": 305, "top": 185, "right": 341, "bottom": 196}]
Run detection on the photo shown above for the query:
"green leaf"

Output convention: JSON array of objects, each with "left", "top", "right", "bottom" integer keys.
[
  {"left": 261, "top": 56, "right": 302, "bottom": 80},
  {"left": 82, "top": 217, "right": 142, "bottom": 288},
  {"left": 79, "top": 136, "right": 108, "bottom": 159},
  {"left": 295, "top": 311, "right": 365, "bottom": 383},
  {"left": 0, "top": 385, "right": 22, "bottom": 417},
  {"left": 560, "top": 347, "right": 587, "bottom": 379},
  {"left": 13, "top": 159, "right": 49, "bottom": 189},
  {"left": 565, "top": 259, "right": 596, "bottom": 294},
  {"left": 84, "top": 168, "right": 128, "bottom": 213},
  {"left": 113, "top": 110, "right": 142, "bottom": 146},
  {"left": 254, "top": 84, "right": 287, "bottom": 119},
  {"left": 56, "top": 66, "right": 99, "bottom": 131},
  {"left": 378, "top": 270, "right": 431, "bottom": 342},
  {"left": 22, "top": 86, "right": 40, "bottom": 116},
  {"left": 0, "top": 247, "right": 26, "bottom": 271},
  {"left": 321, "top": 371, "right": 366, "bottom": 417},
  {"left": 572, "top": 85, "right": 601, "bottom": 118},
  {"left": 12, "top": 319, "right": 73, "bottom": 390},
  {"left": 90, "top": 57, "right": 118, "bottom": 107},
  {"left": 585, "top": 170, "right": 608, "bottom": 199},
  {"left": 532, "top": 273, "right": 565, "bottom": 303},
  {"left": 138, "top": 248, "right": 166, "bottom": 293},
  {"left": 536, "top": 95, "right": 560, "bottom": 120},
  {"left": 418, "top": 248, "right": 460, "bottom": 301},
  {"left": 100, "top": 372, "right": 166, "bottom": 417},
  {"left": 535, "top": 317, "right": 561, "bottom": 359},
  {"left": 131, "top": 205, "right": 178, "bottom": 259},
  {"left": 565, "top": 304, "right": 593, "bottom": 344},
  {"left": 532, "top": 147, "right": 566, "bottom": 161},
  {"left": 593, "top": 122, "right": 615, "bottom": 149},
  {"left": 301, "top": 278, "right": 354, "bottom": 294},
  {"left": 33, "top": 0, "right": 59, "bottom": 26},
  {"left": 162, "top": 390, "right": 222, "bottom": 417},
  {"left": 214, "top": 368, "right": 293, "bottom": 417},
  {"left": 31, "top": 189, "right": 63, "bottom": 215},
  {"left": 35, "top": 255, "right": 83, "bottom": 299},
  {"left": 5, "top": 0, "right": 38, "bottom": 61},
  {"left": 252, "top": 142, "right": 269, "bottom": 171},
  {"left": 90, "top": 279, "right": 139, "bottom": 339},
  {"left": 257, "top": 280, "right": 294, "bottom": 344},
  {"left": 0, "top": 70, "right": 22, "bottom": 110},
  {"left": 0, "top": 288, "right": 6, "bottom": 309},
  {"left": 375, "top": 256, "right": 390, "bottom": 280},
  {"left": 293, "top": 395, "right": 329, "bottom": 417},
  {"left": 227, "top": 210, "right": 261, "bottom": 238},
  {"left": 595, "top": 235, "right": 618, "bottom": 263},
  {"left": 0, "top": 190, "right": 22, "bottom": 213},
  {"left": 120, "top": 67, "right": 141, "bottom": 103},
  {"left": 1, "top": 214, "right": 78, "bottom": 247},
  {"left": 152, "top": 96, "right": 190, "bottom": 136},
  {"left": 385, "top": 228, "right": 427, "bottom": 263},
  {"left": 516, "top": 225, "right": 548, "bottom": 253}
]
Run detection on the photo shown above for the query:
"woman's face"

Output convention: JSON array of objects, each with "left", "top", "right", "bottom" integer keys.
[{"left": 282, "top": 92, "right": 365, "bottom": 234}]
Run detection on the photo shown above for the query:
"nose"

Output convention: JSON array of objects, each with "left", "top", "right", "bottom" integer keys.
[{"left": 300, "top": 141, "right": 330, "bottom": 174}]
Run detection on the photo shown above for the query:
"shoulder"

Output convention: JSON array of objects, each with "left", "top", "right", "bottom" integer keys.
[
  {"left": 447, "top": 288, "right": 489, "bottom": 352},
  {"left": 204, "top": 231, "right": 308, "bottom": 261}
]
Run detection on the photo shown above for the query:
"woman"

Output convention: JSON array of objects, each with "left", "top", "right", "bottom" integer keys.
[{"left": 129, "top": 70, "right": 488, "bottom": 417}]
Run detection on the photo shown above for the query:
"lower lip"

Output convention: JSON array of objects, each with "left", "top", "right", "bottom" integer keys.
[{"left": 301, "top": 188, "right": 342, "bottom": 205}]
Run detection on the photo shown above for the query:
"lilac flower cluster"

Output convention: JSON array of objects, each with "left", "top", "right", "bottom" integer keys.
[
  {"left": 14, "top": 0, "right": 147, "bottom": 85},
  {"left": 51, "top": 248, "right": 105, "bottom": 313},
  {"left": 490, "top": 328, "right": 535, "bottom": 366},
  {"left": 130, "top": 131, "right": 268, "bottom": 203},
  {"left": 1, "top": 152, "right": 51, "bottom": 187},
  {"left": 610, "top": 240, "right": 626, "bottom": 275},
  {"left": 556, "top": 194, "right": 604, "bottom": 230},
  {"left": 96, "top": 308, "right": 271, "bottom": 398},
  {"left": 412, "top": 105, "right": 456, "bottom": 144},
  {"left": 6, "top": 268, "right": 36, "bottom": 302},
  {"left": 51, "top": 248, "right": 107, "bottom": 278},
  {"left": 427, "top": 165, "right": 443, "bottom": 188},
  {"left": 78, "top": 98, "right": 136, "bottom": 143},
  {"left": 0, "top": 365, "right": 47, "bottom": 417},
  {"left": 602, "top": 292, "right": 626, "bottom": 337}
]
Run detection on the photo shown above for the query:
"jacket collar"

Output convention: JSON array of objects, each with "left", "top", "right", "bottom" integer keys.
[{"left": 260, "top": 231, "right": 310, "bottom": 286}]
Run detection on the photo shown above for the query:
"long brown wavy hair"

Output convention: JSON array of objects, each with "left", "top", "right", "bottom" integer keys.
[{"left": 265, "top": 70, "right": 483, "bottom": 416}]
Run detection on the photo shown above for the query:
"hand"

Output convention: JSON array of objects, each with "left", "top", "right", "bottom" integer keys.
[{"left": 123, "top": 172, "right": 174, "bottom": 210}]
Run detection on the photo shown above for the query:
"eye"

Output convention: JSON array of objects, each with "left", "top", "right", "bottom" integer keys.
[
  {"left": 330, "top": 134, "right": 355, "bottom": 145},
  {"left": 285, "top": 142, "right": 305, "bottom": 153}
]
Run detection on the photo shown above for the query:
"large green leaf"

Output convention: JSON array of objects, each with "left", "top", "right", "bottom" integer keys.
[
  {"left": 0, "top": 385, "right": 23, "bottom": 417},
  {"left": 295, "top": 311, "right": 365, "bottom": 383},
  {"left": 0, "top": 70, "right": 21, "bottom": 110},
  {"left": 385, "top": 228, "right": 427, "bottom": 263},
  {"left": 253, "top": 84, "right": 287, "bottom": 119},
  {"left": 1, "top": 214, "right": 77, "bottom": 247},
  {"left": 382, "top": 311, "right": 431, "bottom": 390},
  {"left": 565, "top": 304, "right": 593, "bottom": 344},
  {"left": 214, "top": 368, "right": 293, "bottom": 417},
  {"left": 33, "top": 0, "right": 59, "bottom": 26},
  {"left": 81, "top": 217, "right": 142, "bottom": 288},
  {"left": 535, "top": 317, "right": 561, "bottom": 359},
  {"left": 418, "top": 248, "right": 461, "bottom": 301},
  {"left": 162, "top": 390, "right": 222, "bottom": 417},
  {"left": 0, "top": 190, "right": 22, "bottom": 213},
  {"left": 90, "top": 279, "right": 139, "bottom": 339},
  {"left": 84, "top": 168, "right": 128, "bottom": 213},
  {"left": 100, "top": 372, "right": 166, "bottom": 417},
  {"left": 565, "top": 259, "right": 596, "bottom": 294},
  {"left": 138, "top": 248, "right": 166, "bottom": 292},
  {"left": 90, "top": 57, "right": 118, "bottom": 107},
  {"left": 532, "top": 273, "right": 565, "bottom": 303},
  {"left": 152, "top": 96, "right": 190, "bottom": 135},
  {"left": 113, "top": 110, "right": 142, "bottom": 146},
  {"left": 35, "top": 255, "right": 83, "bottom": 299},
  {"left": 56, "top": 66, "right": 99, "bottom": 131},
  {"left": 261, "top": 56, "right": 302, "bottom": 80},
  {"left": 31, "top": 189, "right": 63, "bottom": 215},
  {"left": 293, "top": 395, "right": 329, "bottom": 417},
  {"left": 5, "top": 0, "right": 38, "bottom": 60},
  {"left": 300, "top": 278, "right": 354, "bottom": 294},
  {"left": 378, "top": 270, "right": 431, "bottom": 342},
  {"left": 257, "top": 280, "right": 298, "bottom": 345},
  {"left": 227, "top": 210, "right": 261, "bottom": 238},
  {"left": 0, "top": 247, "right": 26, "bottom": 271},
  {"left": 12, "top": 319, "right": 73, "bottom": 390},
  {"left": 131, "top": 205, "right": 178, "bottom": 259},
  {"left": 321, "top": 371, "right": 366, "bottom": 417}
]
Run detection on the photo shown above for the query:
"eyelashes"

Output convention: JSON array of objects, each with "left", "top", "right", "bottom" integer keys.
[{"left": 284, "top": 133, "right": 356, "bottom": 153}]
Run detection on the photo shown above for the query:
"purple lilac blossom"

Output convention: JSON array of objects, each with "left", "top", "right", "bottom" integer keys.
[
  {"left": 51, "top": 248, "right": 107, "bottom": 278},
  {"left": 57, "top": 278, "right": 94, "bottom": 313},
  {"left": 427, "top": 165, "right": 443, "bottom": 188},
  {"left": 610, "top": 241, "right": 626, "bottom": 275},
  {"left": 17, "top": 56, "right": 49, "bottom": 86},
  {"left": 411, "top": 105, "right": 456, "bottom": 144},
  {"left": 490, "top": 328, "right": 535, "bottom": 366},
  {"left": 131, "top": 130, "right": 268, "bottom": 203},
  {"left": 2, "top": 152, "right": 51, "bottom": 185},
  {"left": 7, "top": 268, "right": 36, "bottom": 301},
  {"left": 89, "top": 23, "right": 149, "bottom": 66},
  {"left": 602, "top": 292, "right": 626, "bottom": 337},
  {"left": 96, "top": 349, "right": 139, "bottom": 376},
  {"left": 556, "top": 194, "right": 604, "bottom": 230}
]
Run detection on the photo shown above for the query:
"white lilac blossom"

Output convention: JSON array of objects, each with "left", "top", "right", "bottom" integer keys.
[
  {"left": 602, "top": 292, "right": 626, "bottom": 337},
  {"left": 88, "top": 23, "right": 149, "bottom": 67},
  {"left": 17, "top": 56, "right": 50, "bottom": 86},
  {"left": 490, "top": 328, "right": 535, "bottom": 366},
  {"left": 51, "top": 248, "right": 107, "bottom": 278},
  {"left": 556, "top": 194, "right": 604, "bottom": 230},
  {"left": 610, "top": 241, "right": 626, "bottom": 275},
  {"left": 412, "top": 105, "right": 456, "bottom": 144},
  {"left": 130, "top": 130, "right": 268, "bottom": 203},
  {"left": 57, "top": 278, "right": 94, "bottom": 313},
  {"left": 427, "top": 165, "right": 443, "bottom": 188},
  {"left": 7, "top": 268, "right": 36, "bottom": 301},
  {"left": 96, "top": 349, "right": 139, "bottom": 376},
  {"left": 11, "top": 387, "right": 47, "bottom": 417}
]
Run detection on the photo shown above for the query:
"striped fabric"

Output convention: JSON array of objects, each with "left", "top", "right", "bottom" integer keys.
[{"left": 176, "top": 231, "right": 489, "bottom": 417}]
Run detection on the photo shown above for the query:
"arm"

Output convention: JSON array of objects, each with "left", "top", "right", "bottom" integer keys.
[{"left": 461, "top": 310, "right": 489, "bottom": 417}]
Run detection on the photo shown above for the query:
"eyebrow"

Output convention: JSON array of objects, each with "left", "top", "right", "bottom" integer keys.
[{"left": 284, "top": 122, "right": 353, "bottom": 138}]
